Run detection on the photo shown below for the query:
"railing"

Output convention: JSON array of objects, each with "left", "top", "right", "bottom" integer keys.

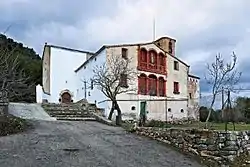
[{"left": 138, "top": 62, "right": 167, "bottom": 75}]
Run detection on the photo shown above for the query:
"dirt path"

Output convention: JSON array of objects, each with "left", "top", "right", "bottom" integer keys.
[{"left": 0, "top": 120, "right": 203, "bottom": 167}]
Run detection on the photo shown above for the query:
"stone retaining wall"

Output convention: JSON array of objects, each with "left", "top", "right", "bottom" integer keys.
[{"left": 135, "top": 127, "right": 250, "bottom": 166}]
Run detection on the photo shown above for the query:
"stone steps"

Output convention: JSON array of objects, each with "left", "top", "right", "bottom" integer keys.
[
  {"left": 47, "top": 111, "right": 89, "bottom": 115},
  {"left": 49, "top": 114, "right": 91, "bottom": 117},
  {"left": 56, "top": 117, "right": 96, "bottom": 121},
  {"left": 41, "top": 103, "right": 96, "bottom": 121}
]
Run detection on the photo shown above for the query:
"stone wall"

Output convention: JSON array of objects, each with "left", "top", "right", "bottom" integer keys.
[{"left": 135, "top": 127, "right": 250, "bottom": 166}]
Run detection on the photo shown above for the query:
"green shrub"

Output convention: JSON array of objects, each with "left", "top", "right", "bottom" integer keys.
[{"left": 145, "top": 120, "right": 172, "bottom": 128}]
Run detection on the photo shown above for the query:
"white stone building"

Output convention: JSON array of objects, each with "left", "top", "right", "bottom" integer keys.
[{"left": 36, "top": 36, "right": 200, "bottom": 121}]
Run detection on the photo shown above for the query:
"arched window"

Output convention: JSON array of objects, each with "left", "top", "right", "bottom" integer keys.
[
  {"left": 148, "top": 50, "right": 157, "bottom": 70},
  {"left": 139, "top": 48, "right": 147, "bottom": 69},
  {"left": 140, "top": 48, "right": 147, "bottom": 63},
  {"left": 138, "top": 74, "right": 147, "bottom": 95},
  {"left": 159, "top": 53, "right": 165, "bottom": 66},
  {"left": 158, "top": 77, "right": 165, "bottom": 96},
  {"left": 148, "top": 74, "right": 157, "bottom": 96},
  {"left": 159, "top": 52, "right": 165, "bottom": 72},
  {"left": 149, "top": 50, "right": 157, "bottom": 64}
]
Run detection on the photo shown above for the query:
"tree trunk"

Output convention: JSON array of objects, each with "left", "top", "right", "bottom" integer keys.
[
  {"left": 114, "top": 101, "right": 122, "bottom": 126},
  {"left": 205, "top": 96, "right": 216, "bottom": 128},
  {"left": 108, "top": 101, "right": 115, "bottom": 120},
  {"left": 225, "top": 122, "right": 228, "bottom": 131}
]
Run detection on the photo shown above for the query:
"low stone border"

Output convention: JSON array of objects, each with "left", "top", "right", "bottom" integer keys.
[{"left": 135, "top": 127, "right": 250, "bottom": 166}]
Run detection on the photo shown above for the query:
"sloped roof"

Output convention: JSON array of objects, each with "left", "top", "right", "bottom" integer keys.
[
  {"left": 75, "top": 36, "right": 191, "bottom": 72},
  {"left": 42, "top": 37, "right": 191, "bottom": 72},
  {"left": 188, "top": 74, "right": 200, "bottom": 79},
  {"left": 46, "top": 44, "right": 95, "bottom": 55}
]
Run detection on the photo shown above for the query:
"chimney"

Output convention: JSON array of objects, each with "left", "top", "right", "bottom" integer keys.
[{"left": 154, "top": 37, "right": 176, "bottom": 56}]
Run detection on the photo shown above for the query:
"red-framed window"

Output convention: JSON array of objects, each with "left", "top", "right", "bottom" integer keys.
[
  {"left": 148, "top": 74, "right": 157, "bottom": 96},
  {"left": 159, "top": 52, "right": 165, "bottom": 72},
  {"left": 138, "top": 48, "right": 166, "bottom": 75},
  {"left": 138, "top": 74, "right": 147, "bottom": 95},
  {"left": 139, "top": 48, "right": 147, "bottom": 69},
  {"left": 158, "top": 77, "right": 165, "bottom": 96},
  {"left": 148, "top": 50, "right": 157, "bottom": 70}
]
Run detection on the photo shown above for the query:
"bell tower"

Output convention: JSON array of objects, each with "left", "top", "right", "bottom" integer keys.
[{"left": 154, "top": 37, "right": 176, "bottom": 56}]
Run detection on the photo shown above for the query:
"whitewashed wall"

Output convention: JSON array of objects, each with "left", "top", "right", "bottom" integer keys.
[
  {"left": 36, "top": 84, "right": 43, "bottom": 103},
  {"left": 166, "top": 100, "right": 188, "bottom": 121},
  {"left": 75, "top": 49, "right": 107, "bottom": 109},
  {"left": 167, "top": 54, "right": 189, "bottom": 98},
  {"left": 42, "top": 45, "right": 50, "bottom": 94},
  {"left": 49, "top": 47, "right": 88, "bottom": 103},
  {"left": 166, "top": 53, "right": 189, "bottom": 120}
]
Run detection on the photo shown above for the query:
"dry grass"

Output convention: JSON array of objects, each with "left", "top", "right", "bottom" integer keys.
[
  {"left": 174, "top": 122, "right": 250, "bottom": 131},
  {"left": 0, "top": 114, "right": 30, "bottom": 136}
]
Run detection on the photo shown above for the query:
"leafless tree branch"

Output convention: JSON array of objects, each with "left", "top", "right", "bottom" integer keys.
[
  {"left": 0, "top": 39, "right": 34, "bottom": 103},
  {"left": 204, "top": 52, "right": 242, "bottom": 127},
  {"left": 90, "top": 53, "right": 137, "bottom": 124}
]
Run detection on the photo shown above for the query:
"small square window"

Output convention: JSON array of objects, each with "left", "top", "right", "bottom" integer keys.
[
  {"left": 122, "top": 48, "right": 128, "bottom": 59},
  {"left": 120, "top": 74, "right": 128, "bottom": 88},
  {"left": 180, "top": 109, "right": 184, "bottom": 113},
  {"left": 173, "top": 82, "right": 180, "bottom": 94},
  {"left": 174, "top": 61, "right": 179, "bottom": 70}
]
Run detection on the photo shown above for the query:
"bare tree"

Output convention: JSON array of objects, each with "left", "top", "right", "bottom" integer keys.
[
  {"left": 204, "top": 52, "right": 241, "bottom": 128},
  {"left": 92, "top": 53, "right": 137, "bottom": 125},
  {"left": 0, "top": 41, "right": 33, "bottom": 114}
]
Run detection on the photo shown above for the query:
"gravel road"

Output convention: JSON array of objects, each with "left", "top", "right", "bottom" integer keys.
[{"left": 0, "top": 120, "right": 203, "bottom": 167}]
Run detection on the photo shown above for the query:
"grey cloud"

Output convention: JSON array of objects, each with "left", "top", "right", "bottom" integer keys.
[
  {"left": 177, "top": 23, "right": 249, "bottom": 58},
  {"left": 0, "top": 0, "right": 117, "bottom": 39},
  {"left": 1, "top": 0, "right": 250, "bottom": 96}
]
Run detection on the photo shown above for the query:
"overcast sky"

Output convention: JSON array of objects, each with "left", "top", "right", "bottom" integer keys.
[{"left": 1, "top": 0, "right": 250, "bottom": 99}]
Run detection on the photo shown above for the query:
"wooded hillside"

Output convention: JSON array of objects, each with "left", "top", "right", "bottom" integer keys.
[{"left": 0, "top": 34, "right": 42, "bottom": 102}]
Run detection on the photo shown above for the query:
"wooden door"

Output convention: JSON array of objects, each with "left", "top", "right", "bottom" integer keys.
[{"left": 61, "top": 92, "right": 71, "bottom": 103}]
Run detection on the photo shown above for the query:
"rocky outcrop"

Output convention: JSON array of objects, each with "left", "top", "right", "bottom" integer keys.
[{"left": 135, "top": 127, "right": 250, "bottom": 166}]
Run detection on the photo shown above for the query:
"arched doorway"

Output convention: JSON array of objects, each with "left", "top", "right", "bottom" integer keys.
[{"left": 61, "top": 92, "right": 72, "bottom": 103}]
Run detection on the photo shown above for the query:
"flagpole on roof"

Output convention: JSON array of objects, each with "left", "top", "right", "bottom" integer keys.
[{"left": 153, "top": 16, "right": 156, "bottom": 41}]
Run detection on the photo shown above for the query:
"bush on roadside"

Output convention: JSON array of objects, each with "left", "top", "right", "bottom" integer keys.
[
  {"left": 145, "top": 120, "right": 172, "bottom": 128},
  {"left": 229, "top": 152, "right": 250, "bottom": 167},
  {"left": 0, "top": 115, "right": 29, "bottom": 136}
]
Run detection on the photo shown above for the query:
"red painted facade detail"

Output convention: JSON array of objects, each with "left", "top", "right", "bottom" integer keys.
[
  {"left": 138, "top": 73, "right": 166, "bottom": 97},
  {"left": 137, "top": 48, "right": 167, "bottom": 75},
  {"left": 137, "top": 47, "right": 167, "bottom": 96}
]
